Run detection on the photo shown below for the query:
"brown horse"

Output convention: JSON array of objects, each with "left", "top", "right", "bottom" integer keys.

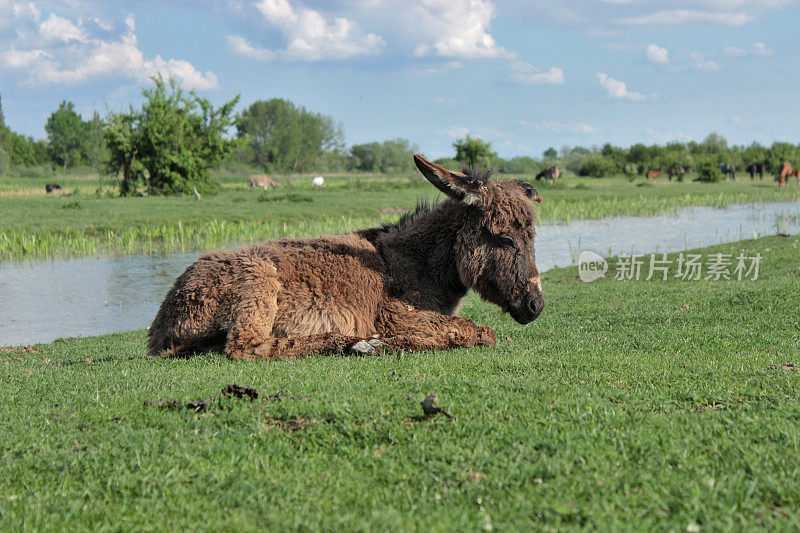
[
  {"left": 248, "top": 174, "right": 278, "bottom": 190},
  {"left": 646, "top": 169, "right": 661, "bottom": 181},
  {"left": 148, "top": 154, "right": 545, "bottom": 360},
  {"left": 778, "top": 162, "right": 794, "bottom": 188},
  {"left": 535, "top": 165, "right": 560, "bottom": 184}
]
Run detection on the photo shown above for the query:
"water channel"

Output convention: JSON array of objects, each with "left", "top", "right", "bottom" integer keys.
[{"left": 1, "top": 201, "right": 798, "bottom": 346}]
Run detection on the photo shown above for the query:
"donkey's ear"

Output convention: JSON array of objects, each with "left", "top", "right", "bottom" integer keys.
[
  {"left": 413, "top": 154, "right": 481, "bottom": 205},
  {"left": 512, "top": 179, "right": 543, "bottom": 203}
]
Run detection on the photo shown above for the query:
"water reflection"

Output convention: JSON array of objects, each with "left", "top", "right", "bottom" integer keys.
[{"left": 1, "top": 201, "right": 798, "bottom": 346}]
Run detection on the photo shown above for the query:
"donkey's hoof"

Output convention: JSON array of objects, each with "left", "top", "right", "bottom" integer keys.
[
  {"left": 348, "top": 340, "right": 376, "bottom": 356},
  {"left": 368, "top": 339, "right": 393, "bottom": 354}
]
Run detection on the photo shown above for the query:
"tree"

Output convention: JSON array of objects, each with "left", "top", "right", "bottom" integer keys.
[
  {"left": 236, "top": 99, "right": 343, "bottom": 174},
  {"left": 543, "top": 147, "right": 558, "bottom": 160},
  {"left": 453, "top": 135, "right": 497, "bottom": 167},
  {"left": 349, "top": 138, "right": 418, "bottom": 173},
  {"left": 83, "top": 112, "right": 106, "bottom": 171},
  {"left": 105, "top": 77, "right": 239, "bottom": 195},
  {"left": 1, "top": 93, "right": 47, "bottom": 167},
  {"left": 45, "top": 101, "right": 86, "bottom": 169},
  {"left": 0, "top": 147, "right": 9, "bottom": 176}
]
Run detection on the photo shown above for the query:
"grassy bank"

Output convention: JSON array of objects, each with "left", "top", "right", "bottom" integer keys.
[
  {"left": 2, "top": 235, "right": 799, "bottom": 530},
  {"left": 2, "top": 171, "right": 799, "bottom": 260}
]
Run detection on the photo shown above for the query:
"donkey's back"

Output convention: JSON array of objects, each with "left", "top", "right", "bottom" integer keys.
[{"left": 148, "top": 233, "right": 386, "bottom": 358}]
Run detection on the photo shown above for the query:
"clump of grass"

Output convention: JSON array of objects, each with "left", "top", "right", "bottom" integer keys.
[
  {"left": 61, "top": 200, "right": 81, "bottom": 210},
  {"left": 258, "top": 192, "right": 313, "bottom": 203}
]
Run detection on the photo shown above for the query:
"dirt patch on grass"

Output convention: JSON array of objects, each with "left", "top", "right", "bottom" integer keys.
[
  {"left": 769, "top": 363, "right": 798, "bottom": 371},
  {"left": 145, "top": 384, "right": 292, "bottom": 416}
]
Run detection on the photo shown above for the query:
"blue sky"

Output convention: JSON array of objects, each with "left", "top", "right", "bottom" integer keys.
[{"left": 1, "top": 0, "right": 798, "bottom": 159}]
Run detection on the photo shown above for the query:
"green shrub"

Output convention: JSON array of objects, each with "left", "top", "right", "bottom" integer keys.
[
  {"left": 696, "top": 161, "right": 723, "bottom": 182},
  {"left": 0, "top": 147, "right": 9, "bottom": 176}
]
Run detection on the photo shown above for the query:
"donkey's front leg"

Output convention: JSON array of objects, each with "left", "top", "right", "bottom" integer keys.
[
  {"left": 375, "top": 300, "right": 496, "bottom": 352},
  {"left": 227, "top": 332, "right": 372, "bottom": 360}
]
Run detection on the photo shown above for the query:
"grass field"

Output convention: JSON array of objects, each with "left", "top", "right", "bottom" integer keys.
[
  {"left": 2, "top": 170, "right": 799, "bottom": 260},
  {"left": 2, "top": 235, "right": 799, "bottom": 530}
]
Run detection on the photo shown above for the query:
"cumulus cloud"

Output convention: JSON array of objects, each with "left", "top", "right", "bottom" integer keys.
[
  {"left": 39, "top": 13, "right": 88, "bottom": 42},
  {"left": 689, "top": 51, "right": 720, "bottom": 71},
  {"left": 753, "top": 42, "right": 775, "bottom": 56},
  {"left": 226, "top": 35, "right": 276, "bottom": 61},
  {"left": 597, "top": 73, "right": 647, "bottom": 101},
  {"left": 645, "top": 43, "right": 669, "bottom": 64},
  {"left": 509, "top": 62, "right": 565, "bottom": 85},
  {"left": 0, "top": 9, "right": 217, "bottom": 89},
  {"left": 724, "top": 45, "right": 746, "bottom": 57},
  {"left": 409, "top": 0, "right": 510, "bottom": 59},
  {"left": 236, "top": 0, "right": 384, "bottom": 61}
]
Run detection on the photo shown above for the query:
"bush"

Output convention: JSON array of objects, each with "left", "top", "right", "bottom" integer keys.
[
  {"left": 696, "top": 160, "right": 723, "bottom": 182},
  {"left": 7, "top": 165, "right": 52, "bottom": 179},
  {"left": 623, "top": 163, "right": 639, "bottom": 180},
  {"left": 0, "top": 147, "right": 9, "bottom": 176},
  {"left": 579, "top": 154, "right": 614, "bottom": 178}
]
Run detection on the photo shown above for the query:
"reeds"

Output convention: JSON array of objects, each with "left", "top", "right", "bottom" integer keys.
[{"left": 1, "top": 186, "right": 798, "bottom": 261}]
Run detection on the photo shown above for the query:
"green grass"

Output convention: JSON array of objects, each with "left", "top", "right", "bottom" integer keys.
[
  {"left": 2, "top": 171, "right": 799, "bottom": 260},
  {"left": 2, "top": 235, "right": 799, "bottom": 530}
]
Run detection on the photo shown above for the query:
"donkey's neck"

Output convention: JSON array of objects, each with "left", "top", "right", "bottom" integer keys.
[{"left": 373, "top": 202, "right": 468, "bottom": 315}]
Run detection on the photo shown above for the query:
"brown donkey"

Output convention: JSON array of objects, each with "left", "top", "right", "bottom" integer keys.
[{"left": 148, "top": 154, "right": 545, "bottom": 360}]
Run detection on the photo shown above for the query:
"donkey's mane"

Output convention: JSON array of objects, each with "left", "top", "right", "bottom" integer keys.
[{"left": 462, "top": 164, "right": 496, "bottom": 187}]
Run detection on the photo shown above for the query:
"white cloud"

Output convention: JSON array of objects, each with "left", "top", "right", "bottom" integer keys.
[
  {"left": 227, "top": 35, "right": 276, "bottom": 61},
  {"left": 517, "top": 0, "right": 794, "bottom": 34},
  {"left": 0, "top": 11, "right": 218, "bottom": 89},
  {"left": 519, "top": 120, "right": 596, "bottom": 134},
  {"left": 443, "top": 126, "right": 470, "bottom": 139},
  {"left": 753, "top": 42, "right": 775, "bottom": 56},
  {"left": 644, "top": 127, "right": 693, "bottom": 143},
  {"left": 689, "top": 51, "right": 720, "bottom": 71},
  {"left": 509, "top": 62, "right": 565, "bottom": 85},
  {"left": 597, "top": 73, "right": 647, "bottom": 101},
  {"left": 247, "top": 0, "right": 385, "bottom": 61},
  {"left": 409, "top": 0, "right": 510, "bottom": 59},
  {"left": 617, "top": 9, "right": 752, "bottom": 26},
  {"left": 724, "top": 46, "right": 746, "bottom": 57},
  {"left": 645, "top": 43, "right": 669, "bottom": 64},
  {"left": 39, "top": 13, "right": 88, "bottom": 42}
]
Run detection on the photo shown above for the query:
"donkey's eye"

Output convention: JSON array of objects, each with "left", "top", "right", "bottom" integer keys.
[{"left": 497, "top": 234, "right": 516, "bottom": 248}]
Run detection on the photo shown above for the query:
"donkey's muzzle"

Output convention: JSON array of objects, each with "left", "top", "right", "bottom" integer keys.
[{"left": 508, "top": 291, "right": 544, "bottom": 324}]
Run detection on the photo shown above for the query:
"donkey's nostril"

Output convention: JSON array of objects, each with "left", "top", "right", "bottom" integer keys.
[{"left": 528, "top": 295, "right": 544, "bottom": 316}]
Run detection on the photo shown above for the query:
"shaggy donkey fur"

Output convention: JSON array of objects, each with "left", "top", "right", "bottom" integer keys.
[{"left": 148, "top": 154, "right": 545, "bottom": 359}]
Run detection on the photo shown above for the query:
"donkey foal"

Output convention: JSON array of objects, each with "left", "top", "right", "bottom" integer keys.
[{"left": 149, "top": 154, "right": 545, "bottom": 359}]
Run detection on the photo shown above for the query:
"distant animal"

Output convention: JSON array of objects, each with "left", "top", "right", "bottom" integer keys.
[
  {"left": 718, "top": 163, "right": 736, "bottom": 180},
  {"left": 745, "top": 162, "right": 765, "bottom": 180},
  {"left": 248, "top": 174, "right": 278, "bottom": 190},
  {"left": 148, "top": 154, "right": 545, "bottom": 360},
  {"left": 534, "top": 165, "right": 560, "bottom": 184},
  {"left": 646, "top": 169, "right": 661, "bottom": 181},
  {"left": 777, "top": 162, "right": 794, "bottom": 188},
  {"left": 45, "top": 184, "right": 62, "bottom": 194},
  {"left": 312, "top": 176, "right": 325, "bottom": 187}
]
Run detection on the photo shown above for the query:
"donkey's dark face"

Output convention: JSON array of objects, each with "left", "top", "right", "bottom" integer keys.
[{"left": 413, "top": 155, "right": 545, "bottom": 324}]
